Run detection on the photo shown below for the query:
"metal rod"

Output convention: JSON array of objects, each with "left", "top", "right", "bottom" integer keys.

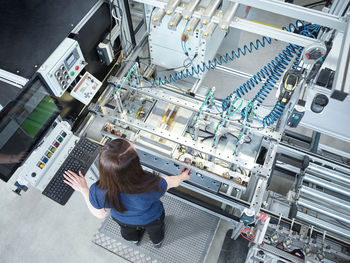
[
  {"left": 220, "top": 2, "right": 239, "bottom": 31},
  {"left": 226, "top": 0, "right": 346, "bottom": 31},
  {"left": 182, "top": 0, "right": 201, "bottom": 20},
  {"left": 299, "top": 186, "right": 350, "bottom": 213},
  {"left": 297, "top": 212, "right": 350, "bottom": 240},
  {"left": 202, "top": 0, "right": 221, "bottom": 26},
  {"left": 303, "top": 173, "right": 350, "bottom": 198},
  {"left": 152, "top": 8, "right": 166, "bottom": 25},
  {"left": 203, "top": 21, "right": 217, "bottom": 37},
  {"left": 298, "top": 198, "right": 350, "bottom": 225},
  {"left": 165, "top": 0, "right": 181, "bottom": 15},
  {"left": 186, "top": 17, "right": 200, "bottom": 34},
  {"left": 307, "top": 163, "right": 350, "bottom": 186},
  {"left": 168, "top": 12, "right": 182, "bottom": 30}
]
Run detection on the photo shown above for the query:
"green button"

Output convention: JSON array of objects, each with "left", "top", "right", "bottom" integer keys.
[
  {"left": 294, "top": 116, "right": 299, "bottom": 120},
  {"left": 58, "top": 137, "right": 63, "bottom": 142},
  {"left": 70, "top": 71, "right": 74, "bottom": 76}
]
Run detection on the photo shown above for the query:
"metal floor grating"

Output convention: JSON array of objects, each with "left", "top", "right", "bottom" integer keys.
[{"left": 92, "top": 194, "right": 220, "bottom": 263}]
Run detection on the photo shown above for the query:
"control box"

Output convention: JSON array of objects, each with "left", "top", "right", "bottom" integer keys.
[
  {"left": 38, "top": 38, "right": 85, "bottom": 97},
  {"left": 17, "top": 121, "right": 79, "bottom": 191}
]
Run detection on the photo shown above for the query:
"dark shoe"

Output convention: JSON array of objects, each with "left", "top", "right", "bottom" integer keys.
[
  {"left": 132, "top": 228, "right": 145, "bottom": 246},
  {"left": 153, "top": 240, "right": 163, "bottom": 248}
]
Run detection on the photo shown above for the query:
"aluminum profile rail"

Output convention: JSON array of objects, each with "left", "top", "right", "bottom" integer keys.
[
  {"left": 332, "top": 20, "right": 350, "bottom": 97},
  {"left": 297, "top": 212, "right": 350, "bottom": 240},
  {"left": 227, "top": 0, "right": 346, "bottom": 31}
]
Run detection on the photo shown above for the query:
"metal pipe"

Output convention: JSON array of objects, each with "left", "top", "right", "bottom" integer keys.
[
  {"left": 299, "top": 186, "right": 350, "bottom": 213},
  {"left": 202, "top": 0, "right": 221, "bottom": 25},
  {"left": 298, "top": 198, "right": 350, "bottom": 225},
  {"left": 165, "top": 0, "right": 181, "bottom": 15},
  {"left": 220, "top": 2, "right": 239, "bottom": 31},
  {"left": 182, "top": 0, "right": 201, "bottom": 20},
  {"left": 307, "top": 163, "right": 350, "bottom": 186},
  {"left": 186, "top": 17, "right": 200, "bottom": 34},
  {"left": 297, "top": 212, "right": 350, "bottom": 240},
  {"left": 303, "top": 173, "right": 350, "bottom": 198},
  {"left": 152, "top": 8, "right": 166, "bottom": 26},
  {"left": 311, "top": 131, "right": 320, "bottom": 153},
  {"left": 203, "top": 21, "right": 217, "bottom": 37},
  {"left": 168, "top": 12, "right": 182, "bottom": 30}
]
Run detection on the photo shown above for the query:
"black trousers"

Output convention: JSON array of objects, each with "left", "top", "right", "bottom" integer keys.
[{"left": 112, "top": 211, "right": 165, "bottom": 244}]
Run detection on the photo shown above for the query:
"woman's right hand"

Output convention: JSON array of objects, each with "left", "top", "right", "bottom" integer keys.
[{"left": 180, "top": 168, "right": 191, "bottom": 181}]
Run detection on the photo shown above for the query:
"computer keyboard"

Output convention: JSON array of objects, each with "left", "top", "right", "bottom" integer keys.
[{"left": 42, "top": 137, "right": 101, "bottom": 205}]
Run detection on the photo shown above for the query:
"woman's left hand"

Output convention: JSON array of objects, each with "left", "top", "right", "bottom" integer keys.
[{"left": 63, "top": 170, "right": 88, "bottom": 193}]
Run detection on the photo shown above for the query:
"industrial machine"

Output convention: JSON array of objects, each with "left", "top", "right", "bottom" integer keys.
[{"left": 1, "top": 0, "right": 350, "bottom": 262}]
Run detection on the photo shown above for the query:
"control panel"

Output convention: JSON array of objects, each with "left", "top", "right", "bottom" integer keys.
[
  {"left": 17, "top": 121, "right": 78, "bottom": 191},
  {"left": 38, "top": 38, "right": 85, "bottom": 97},
  {"left": 70, "top": 72, "right": 102, "bottom": 105}
]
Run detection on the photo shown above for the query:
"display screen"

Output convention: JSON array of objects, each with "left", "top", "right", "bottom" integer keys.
[
  {"left": 0, "top": 75, "right": 61, "bottom": 182},
  {"left": 65, "top": 50, "right": 77, "bottom": 70}
]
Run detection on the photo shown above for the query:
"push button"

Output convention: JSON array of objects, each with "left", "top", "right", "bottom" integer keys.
[
  {"left": 39, "top": 163, "right": 45, "bottom": 169},
  {"left": 61, "top": 132, "right": 67, "bottom": 137},
  {"left": 75, "top": 65, "right": 79, "bottom": 71},
  {"left": 70, "top": 71, "right": 74, "bottom": 77},
  {"left": 51, "top": 147, "right": 56, "bottom": 153},
  {"left": 58, "top": 137, "right": 63, "bottom": 142},
  {"left": 42, "top": 157, "right": 48, "bottom": 163},
  {"left": 54, "top": 142, "right": 60, "bottom": 147},
  {"left": 47, "top": 152, "right": 53, "bottom": 158}
]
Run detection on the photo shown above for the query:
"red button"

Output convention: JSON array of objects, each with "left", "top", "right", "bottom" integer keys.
[
  {"left": 55, "top": 142, "right": 60, "bottom": 147},
  {"left": 75, "top": 65, "right": 79, "bottom": 70}
]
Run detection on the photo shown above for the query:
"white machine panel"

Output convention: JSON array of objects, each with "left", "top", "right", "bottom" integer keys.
[
  {"left": 149, "top": 15, "right": 225, "bottom": 70},
  {"left": 70, "top": 72, "right": 102, "bottom": 105},
  {"left": 38, "top": 38, "right": 85, "bottom": 97},
  {"left": 17, "top": 121, "right": 78, "bottom": 191}
]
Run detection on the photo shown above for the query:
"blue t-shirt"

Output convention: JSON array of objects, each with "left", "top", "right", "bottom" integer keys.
[{"left": 89, "top": 178, "right": 167, "bottom": 225}]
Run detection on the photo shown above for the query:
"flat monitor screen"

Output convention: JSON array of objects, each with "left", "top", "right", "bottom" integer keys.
[{"left": 0, "top": 75, "right": 61, "bottom": 182}]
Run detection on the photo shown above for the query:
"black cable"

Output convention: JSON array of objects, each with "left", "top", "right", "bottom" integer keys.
[
  {"left": 115, "top": 1, "right": 134, "bottom": 54},
  {"left": 148, "top": 7, "right": 156, "bottom": 35},
  {"left": 303, "top": 0, "right": 326, "bottom": 7},
  {"left": 108, "top": 1, "right": 116, "bottom": 52},
  {"left": 307, "top": 3, "right": 327, "bottom": 9}
]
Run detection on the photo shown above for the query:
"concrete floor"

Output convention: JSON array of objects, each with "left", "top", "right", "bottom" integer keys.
[
  {"left": 0, "top": 170, "right": 231, "bottom": 263},
  {"left": 0, "top": 174, "right": 129, "bottom": 263}
]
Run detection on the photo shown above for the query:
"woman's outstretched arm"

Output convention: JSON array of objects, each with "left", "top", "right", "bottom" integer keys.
[{"left": 64, "top": 170, "right": 110, "bottom": 219}]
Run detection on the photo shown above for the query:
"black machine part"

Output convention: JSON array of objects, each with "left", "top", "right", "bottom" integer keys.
[{"left": 311, "top": 94, "right": 329, "bottom": 113}]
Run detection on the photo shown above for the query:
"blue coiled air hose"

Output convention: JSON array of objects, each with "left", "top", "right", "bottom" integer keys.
[
  {"left": 152, "top": 36, "right": 273, "bottom": 87},
  {"left": 261, "top": 24, "right": 320, "bottom": 126},
  {"left": 222, "top": 20, "right": 315, "bottom": 110}
]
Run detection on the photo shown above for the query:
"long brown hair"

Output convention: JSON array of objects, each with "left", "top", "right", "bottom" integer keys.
[{"left": 98, "top": 139, "right": 162, "bottom": 213}]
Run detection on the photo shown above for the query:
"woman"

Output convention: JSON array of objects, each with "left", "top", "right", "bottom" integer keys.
[{"left": 63, "top": 138, "right": 190, "bottom": 248}]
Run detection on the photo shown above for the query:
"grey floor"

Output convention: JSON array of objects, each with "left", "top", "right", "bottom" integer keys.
[
  {"left": 0, "top": 171, "right": 231, "bottom": 263},
  {"left": 0, "top": 173, "right": 129, "bottom": 263}
]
